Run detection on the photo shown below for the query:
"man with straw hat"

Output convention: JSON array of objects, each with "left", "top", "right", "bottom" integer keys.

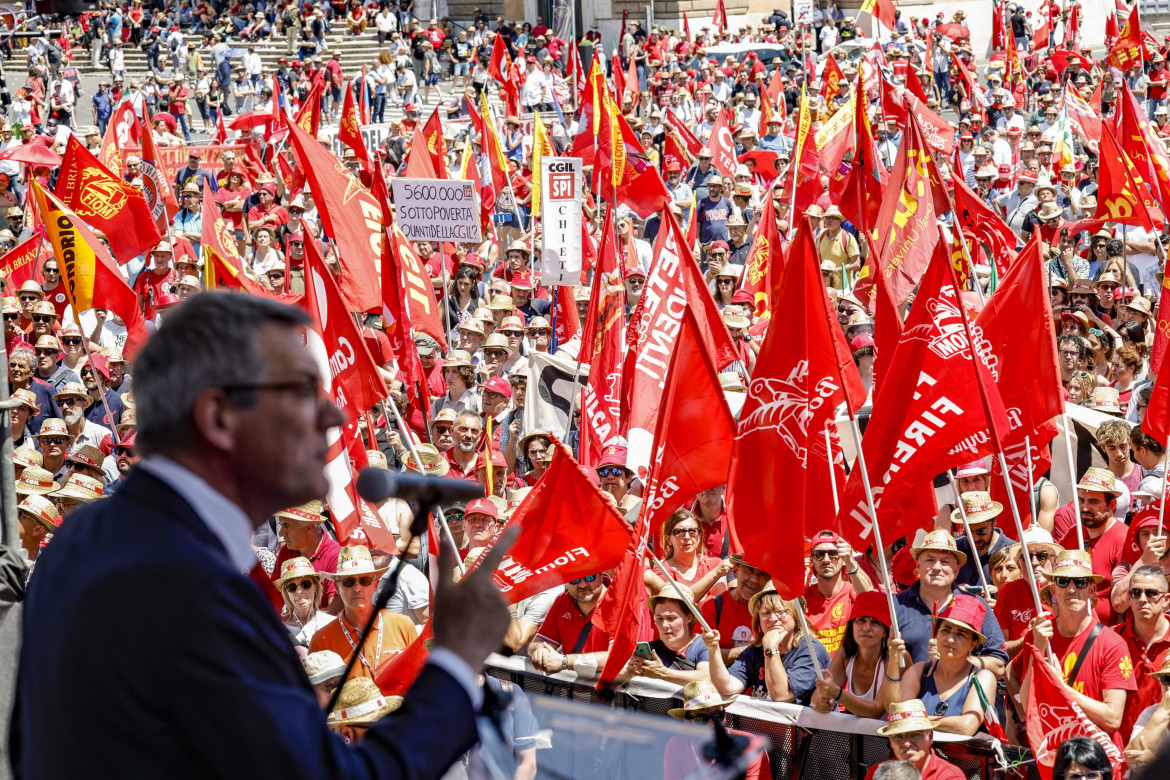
[
  {"left": 54, "top": 381, "right": 112, "bottom": 454},
  {"left": 309, "top": 546, "right": 417, "bottom": 680},
  {"left": 951, "top": 491, "right": 1016, "bottom": 590},
  {"left": 49, "top": 474, "right": 104, "bottom": 519},
  {"left": 272, "top": 500, "right": 341, "bottom": 609},
  {"left": 663, "top": 679, "right": 774, "bottom": 779},
  {"left": 867, "top": 700, "right": 966, "bottom": 780},
  {"left": 1052, "top": 467, "right": 1129, "bottom": 623},
  {"left": 1031, "top": 549, "right": 1136, "bottom": 744},
  {"left": 994, "top": 527, "right": 1063, "bottom": 665},
  {"left": 32, "top": 418, "right": 72, "bottom": 479},
  {"left": 17, "top": 495, "right": 59, "bottom": 568},
  {"left": 894, "top": 530, "right": 1008, "bottom": 673}
]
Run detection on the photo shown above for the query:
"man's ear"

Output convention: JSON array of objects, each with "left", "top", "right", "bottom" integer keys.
[{"left": 190, "top": 388, "right": 241, "bottom": 454}]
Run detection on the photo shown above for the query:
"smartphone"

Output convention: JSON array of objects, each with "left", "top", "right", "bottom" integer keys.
[{"left": 634, "top": 642, "right": 653, "bottom": 660}]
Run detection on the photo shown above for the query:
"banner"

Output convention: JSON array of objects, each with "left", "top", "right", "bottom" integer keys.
[
  {"left": 540, "top": 156, "right": 584, "bottom": 287},
  {"left": 524, "top": 349, "right": 588, "bottom": 438},
  {"left": 389, "top": 178, "right": 482, "bottom": 243},
  {"left": 0, "top": 231, "right": 44, "bottom": 288},
  {"left": 122, "top": 144, "right": 245, "bottom": 190}
]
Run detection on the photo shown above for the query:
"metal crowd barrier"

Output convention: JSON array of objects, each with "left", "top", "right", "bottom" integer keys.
[{"left": 485, "top": 654, "right": 1035, "bottom": 780}]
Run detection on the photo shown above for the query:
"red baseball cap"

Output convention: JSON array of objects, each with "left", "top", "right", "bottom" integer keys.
[
  {"left": 480, "top": 377, "right": 513, "bottom": 399},
  {"left": 623, "top": 266, "right": 646, "bottom": 280},
  {"left": 731, "top": 290, "right": 753, "bottom": 305},
  {"left": 810, "top": 529, "right": 841, "bottom": 550},
  {"left": 464, "top": 497, "right": 499, "bottom": 520},
  {"left": 510, "top": 271, "right": 534, "bottom": 289},
  {"left": 850, "top": 333, "right": 875, "bottom": 351},
  {"left": 476, "top": 451, "right": 507, "bottom": 472},
  {"left": 118, "top": 429, "right": 138, "bottom": 448},
  {"left": 596, "top": 445, "right": 629, "bottom": 470}
]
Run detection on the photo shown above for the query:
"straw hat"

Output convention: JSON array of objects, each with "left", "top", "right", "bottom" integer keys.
[
  {"left": 302, "top": 650, "right": 347, "bottom": 685},
  {"left": 15, "top": 466, "right": 60, "bottom": 497},
  {"left": 1076, "top": 467, "right": 1123, "bottom": 497},
  {"left": 1087, "top": 387, "right": 1122, "bottom": 415},
  {"left": 366, "top": 449, "right": 389, "bottom": 469},
  {"left": 445, "top": 349, "right": 473, "bottom": 368},
  {"left": 34, "top": 335, "right": 62, "bottom": 353},
  {"left": 1013, "top": 526, "right": 1063, "bottom": 561},
  {"left": 275, "top": 500, "right": 326, "bottom": 524},
  {"left": 1150, "top": 655, "right": 1170, "bottom": 681},
  {"left": 50, "top": 474, "right": 105, "bottom": 503},
  {"left": 324, "top": 545, "right": 391, "bottom": 580},
  {"left": 1041, "top": 549, "right": 1105, "bottom": 601},
  {"left": 17, "top": 495, "right": 59, "bottom": 532},
  {"left": 10, "top": 388, "right": 39, "bottom": 413},
  {"left": 17, "top": 280, "right": 43, "bottom": 299},
  {"left": 29, "top": 300, "right": 56, "bottom": 318},
  {"left": 473, "top": 306, "right": 495, "bottom": 323},
  {"left": 723, "top": 311, "right": 750, "bottom": 329},
  {"left": 431, "top": 408, "right": 458, "bottom": 427},
  {"left": 1126, "top": 297, "right": 1153, "bottom": 317},
  {"left": 116, "top": 407, "right": 137, "bottom": 434},
  {"left": 719, "top": 372, "right": 746, "bottom": 392},
  {"left": 457, "top": 318, "right": 485, "bottom": 335},
  {"left": 648, "top": 582, "right": 697, "bottom": 612},
  {"left": 877, "top": 699, "right": 937, "bottom": 737},
  {"left": 327, "top": 678, "right": 404, "bottom": 726},
  {"left": 910, "top": 530, "right": 967, "bottom": 566},
  {"left": 930, "top": 593, "right": 988, "bottom": 645},
  {"left": 667, "top": 680, "right": 738, "bottom": 719},
  {"left": 482, "top": 333, "right": 514, "bottom": 354},
  {"left": 498, "top": 315, "right": 525, "bottom": 333},
  {"left": 13, "top": 446, "right": 42, "bottom": 469},
  {"left": 53, "top": 382, "right": 89, "bottom": 403},
  {"left": 487, "top": 294, "right": 515, "bottom": 312},
  {"left": 33, "top": 418, "right": 70, "bottom": 441},
  {"left": 273, "top": 556, "right": 322, "bottom": 589},
  {"left": 404, "top": 443, "right": 450, "bottom": 476},
  {"left": 950, "top": 491, "right": 1003, "bottom": 525},
  {"left": 517, "top": 428, "right": 554, "bottom": 456}
]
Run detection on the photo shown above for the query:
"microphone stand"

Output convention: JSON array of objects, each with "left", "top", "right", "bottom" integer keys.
[{"left": 325, "top": 493, "right": 445, "bottom": 714}]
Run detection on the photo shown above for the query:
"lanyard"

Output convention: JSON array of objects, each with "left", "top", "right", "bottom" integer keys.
[{"left": 340, "top": 612, "right": 383, "bottom": 675}]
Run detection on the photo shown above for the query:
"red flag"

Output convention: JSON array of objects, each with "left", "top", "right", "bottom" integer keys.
[
  {"left": 1112, "top": 80, "right": 1170, "bottom": 214},
  {"left": 595, "top": 83, "right": 672, "bottom": 217},
  {"left": 596, "top": 303, "right": 737, "bottom": 686},
  {"left": 212, "top": 107, "right": 228, "bottom": 144},
  {"left": 622, "top": 209, "right": 738, "bottom": 477},
  {"left": 476, "top": 438, "right": 632, "bottom": 604},
  {"left": 324, "top": 418, "right": 395, "bottom": 548},
  {"left": 371, "top": 170, "right": 425, "bottom": 396},
  {"left": 683, "top": 12, "right": 691, "bottom": 41},
  {"left": 567, "top": 39, "right": 584, "bottom": 99},
  {"left": 1106, "top": 12, "right": 1120, "bottom": 47},
  {"left": 97, "top": 106, "right": 126, "bottom": 178},
  {"left": 1025, "top": 646, "right": 1126, "bottom": 780},
  {"left": 728, "top": 220, "right": 864, "bottom": 595},
  {"left": 738, "top": 190, "right": 785, "bottom": 322},
  {"left": 302, "top": 234, "right": 388, "bottom": 420},
  {"left": 1107, "top": 6, "right": 1146, "bottom": 71},
  {"left": 293, "top": 80, "right": 323, "bottom": 139},
  {"left": 553, "top": 284, "right": 580, "bottom": 346},
  {"left": 713, "top": 0, "right": 728, "bottom": 32},
  {"left": 402, "top": 123, "right": 440, "bottom": 180},
  {"left": 487, "top": 33, "right": 513, "bottom": 87},
  {"left": 820, "top": 54, "right": 845, "bottom": 103},
  {"left": 53, "top": 135, "right": 162, "bottom": 263},
  {"left": 579, "top": 211, "right": 625, "bottom": 465},
  {"left": 904, "top": 63, "right": 930, "bottom": 104},
  {"left": 835, "top": 75, "right": 885, "bottom": 234},
  {"left": 706, "top": 109, "right": 739, "bottom": 177},
  {"left": 1096, "top": 123, "right": 1166, "bottom": 231},
  {"left": 338, "top": 79, "right": 372, "bottom": 171},
  {"left": 374, "top": 618, "right": 433, "bottom": 696},
  {"left": 420, "top": 106, "right": 448, "bottom": 178},
  {"left": 668, "top": 111, "right": 704, "bottom": 157},
  {"left": 388, "top": 223, "right": 447, "bottom": 350},
  {"left": 0, "top": 230, "right": 44, "bottom": 288},
  {"left": 952, "top": 177, "right": 1017, "bottom": 257},
  {"left": 286, "top": 120, "right": 384, "bottom": 313},
  {"left": 861, "top": 0, "right": 897, "bottom": 30},
  {"left": 136, "top": 105, "right": 178, "bottom": 231},
  {"left": 854, "top": 113, "right": 949, "bottom": 307},
  {"left": 662, "top": 131, "right": 691, "bottom": 174},
  {"left": 32, "top": 183, "right": 149, "bottom": 358},
  {"left": 834, "top": 237, "right": 1011, "bottom": 550}
]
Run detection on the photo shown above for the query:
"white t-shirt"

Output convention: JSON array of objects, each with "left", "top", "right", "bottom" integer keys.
[{"left": 380, "top": 557, "right": 430, "bottom": 623}]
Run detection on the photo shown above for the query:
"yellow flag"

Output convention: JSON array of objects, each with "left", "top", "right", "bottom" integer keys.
[
  {"left": 532, "top": 112, "right": 554, "bottom": 219},
  {"left": 479, "top": 91, "right": 509, "bottom": 173}
]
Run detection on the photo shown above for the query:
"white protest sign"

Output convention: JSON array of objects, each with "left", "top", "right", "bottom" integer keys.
[
  {"left": 539, "top": 156, "right": 583, "bottom": 287},
  {"left": 390, "top": 178, "right": 483, "bottom": 243}
]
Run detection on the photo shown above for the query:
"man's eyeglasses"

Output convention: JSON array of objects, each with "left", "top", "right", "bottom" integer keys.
[
  {"left": 57, "top": 397, "right": 85, "bottom": 407},
  {"left": 1029, "top": 550, "right": 1051, "bottom": 563},
  {"left": 34, "top": 348, "right": 59, "bottom": 357},
  {"left": 3, "top": 313, "right": 19, "bottom": 321},
  {"left": 596, "top": 466, "right": 626, "bottom": 478},
  {"left": 113, "top": 446, "right": 137, "bottom": 457},
  {"left": 970, "top": 524, "right": 994, "bottom": 537},
  {"left": 39, "top": 436, "right": 69, "bottom": 446},
  {"left": 569, "top": 574, "right": 599, "bottom": 585},
  {"left": 811, "top": 550, "right": 839, "bottom": 560},
  {"left": 1130, "top": 588, "right": 1165, "bottom": 601},
  {"left": 433, "top": 424, "right": 453, "bottom": 434},
  {"left": 1060, "top": 773, "right": 1109, "bottom": 780},
  {"left": 1059, "top": 349, "right": 1080, "bottom": 358},
  {"left": 1052, "top": 576, "right": 1093, "bottom": 590},
  {"left": 32, "top": 315, "right": 55, "bottom": 324},
  {"left": 43, "top": 267, "right": 59, "bottom": 275},
  {"left": 19, "top": 295, "right": 39, "bottom": 303},
  {"left": 670, "top": 527, "right": 701, "bottom": 538},
  {"left": 339, "top": 575, "right": 377, "bottom": 588},
  {"left": 284, "top": 579, "right": 316, "bottom": 593}
]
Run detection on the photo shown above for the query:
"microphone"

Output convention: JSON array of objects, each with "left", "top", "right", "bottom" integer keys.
[{"left": 356, "top": 467, "right": 485, "bottom": 505}]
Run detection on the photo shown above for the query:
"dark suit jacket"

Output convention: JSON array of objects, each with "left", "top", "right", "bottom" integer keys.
[{"left": 14, "top": 469, "right": 479, "bottom": 779}]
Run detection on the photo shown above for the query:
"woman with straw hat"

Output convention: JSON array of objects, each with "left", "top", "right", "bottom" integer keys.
[
  {"left": 704, "top": 588, "right": 831, "bottom": 704},
  {"left": 867, "top": 699, "right": 966, "bottom": 780},
  {"left": 883, "top": 594, "right": 997, "bottom": 736},
  {"left": 275, "top": 556, "right": 336, "bottom": 647},
  {"left": 327, "top": 678, "right": 404, "bottom": 745},
  {"left": 811, "top": 591, "right": 893, "bottom": 720}
]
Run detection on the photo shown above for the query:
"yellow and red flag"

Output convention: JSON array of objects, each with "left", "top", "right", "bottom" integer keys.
[
  {"left": 31, "top": 181, "right": 148, "bottom": 356},
  {"left": 1107, "top": 6, "right": 1147, "bottom": 71}
]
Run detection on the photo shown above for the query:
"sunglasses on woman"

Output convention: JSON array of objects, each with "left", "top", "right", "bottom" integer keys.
[{"left": 284, "top": 579, "right": 315, "bottom": 593}]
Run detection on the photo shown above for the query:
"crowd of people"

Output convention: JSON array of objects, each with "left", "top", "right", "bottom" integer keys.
[{"left": 8, "top": 0, "right": 1170, "bottom": 777}]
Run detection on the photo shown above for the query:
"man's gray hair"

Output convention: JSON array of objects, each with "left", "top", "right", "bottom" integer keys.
[
  {"left": 455, "top": 410, "right": 481, "bottom": 428},
  {"left": 133, "top": 293, "right": 311, "bottom": 457},
  {"left": 872, "top": 760, "right": 922, "bottom": 780},
  {"left": 10, "top": 345, "right": 34, "bottom": 366}
]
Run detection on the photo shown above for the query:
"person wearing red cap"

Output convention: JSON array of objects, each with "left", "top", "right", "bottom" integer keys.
[
  {"left": 461, "top": 497, "right": 500, "bottom": 560},
  {"left": 995, "top": 172, "right": 1038, "bottom": 238},
  {"left": 247, "top": 185, "right": 289, "bottom": 233},
  {"left": 509, "top": 271, "right": 550, "bottom": 320},
  {"left": 623, "top": 266, "right": 646, "bottom": 315},
  {"left": 102, "top": 429, "right": 139, "bottom": 498},
  {"left": 596, "top": 445, "right": 638, "bottom": 513},
  {"left": 1111, "top": 562, "right": 1170, "bottom": 740},
  {"left": 804, "top": 529, "right": 874, "bottom": 656},
  {"left": 811, "top": 591, "right": 893, "bottom": 719}
]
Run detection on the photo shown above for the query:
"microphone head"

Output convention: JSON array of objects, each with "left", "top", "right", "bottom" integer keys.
[{"left": 356, "top": 467, "right": 392, "bottom": 504}]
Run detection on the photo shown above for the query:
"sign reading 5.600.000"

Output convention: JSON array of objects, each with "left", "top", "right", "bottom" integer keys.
[{"left": 390, "top": 178, "right": 483, "bottom": 243}]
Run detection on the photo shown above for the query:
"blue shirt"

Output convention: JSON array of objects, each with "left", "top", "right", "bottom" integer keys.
[
  {"left": 92, "top": 91, "right": 113, "bottom": 120},
  {"left": 727, "top": 637, "right": 831, "bottom": 705},
  {"left": 893, "top": 583, "right": 1007, "bottom": 665},
  {"left": 954, "top": 531, "right": 1015, "bottom": 589},
  {"left": 649, "top": 636, "right": 709, "bottom": 669},
  {"left": 172, "top": 208, "right": 203, "bottom": 257},
  {"left": 697, "top": 196, "right": 732, "bottom": 245}
]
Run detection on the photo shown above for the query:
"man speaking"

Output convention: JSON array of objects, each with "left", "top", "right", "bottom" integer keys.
[{"left": 13, "top": 293, "right": 517, "bottom": 779}]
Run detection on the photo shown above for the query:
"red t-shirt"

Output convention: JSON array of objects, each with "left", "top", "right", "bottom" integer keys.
[
  {"left": 1050, "top": 618, "right": 1137, "bottom": 747},
  {"left": 246, "top": 203, "right": 290, "bottom": 229},
  {"left": 803, "top": 582, "right": 857, "bottom": 656},
  {"left": 133, "top": 267, "right": 177, "bottom": 320},
  {"left": 1112, "top": 620, "right": 1170, "bottom": 741},
  {"left": 272, "top": 533, "right": 341, "bottom": 605},
  {"left": 361, "top": 327, "right": 394, "bottom": 367},
  {"left": 442, "top": 449, "right": 479, "bottom": 483},
  {"left": 865, "top": 753, "right": 965, "bottom": 780},
  {"left": 535, "top": 591, "right": 613, "bottom": 653},
  {"left": 699, "top": 509, "right": 730, "bottom": 558},
  {"left": 700, "top": 592, "right": 754, "bottom": 649},
  {"left": 1056, "top": 519, "right": 1128, "bottom": 624},
  {"left": 41, "top": 286, "right": 70, "bottom": 319},
  {"left": 214, "top": 186, "right": 251, "bottom": 230}
]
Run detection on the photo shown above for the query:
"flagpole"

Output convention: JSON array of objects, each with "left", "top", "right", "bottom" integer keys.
[
  {"left": 71, "top": 312, "right": 120, "bottom": 447},
  {"left": 948, "top": 476, "right": 993, "bottom": 598},
  {"left": 794, "top": 600, "right": 824, "bottom": 677},
  {"left": 1158, "top": 448, "right": 1168, "bottom": 536},
  {"left": 648, "top": 552, "right": 713, "bottom": 632},
  {"left": 825, "top": 423, "right": 840, "bottom": 514},
  {"left": 379, "top": 396, "right": 466, "bottom": 576},
  {"left": 1060, "top": 411, "right": 1085, "bottom": 550},
  {"left": 1023, "top": 434, "right": 1038, "bottom": 521},
  {"left": 951, "top": 220, "right": 986, "bottom": 304}
]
